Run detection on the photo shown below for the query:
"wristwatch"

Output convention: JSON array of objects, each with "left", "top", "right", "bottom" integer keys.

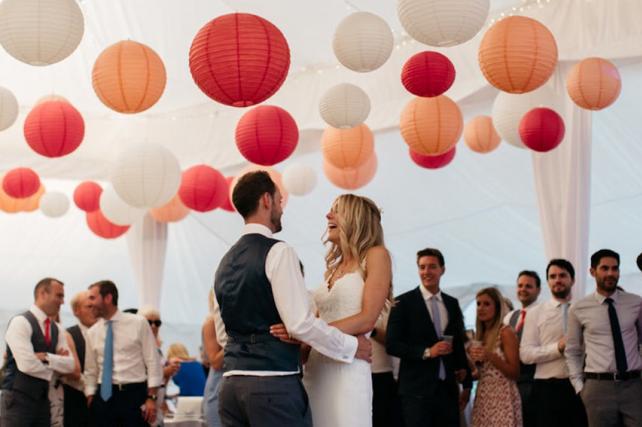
[
  {"left": 147, "top": 395, "right": 157, "bottom": 401},
  {"left": 422, "top": 347, "right": 431, "bottom": 360}
]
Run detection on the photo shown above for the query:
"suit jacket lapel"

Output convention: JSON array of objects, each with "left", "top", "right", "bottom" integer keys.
[{"left": 414, "top": 287, "right": 439, "bottom": 341}]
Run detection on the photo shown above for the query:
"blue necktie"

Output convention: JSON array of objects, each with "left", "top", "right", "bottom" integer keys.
[
  {"left": 430, "top": 296, "right": 446, "bottom": 380},
  {"left": 561, "top": 303, "right": 570, "bottom": 334},
  {"left": 100, "top": 320, "right": 113, "bottom": 401}
]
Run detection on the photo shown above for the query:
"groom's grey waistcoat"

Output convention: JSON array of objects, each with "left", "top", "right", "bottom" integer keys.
[{"left": 214, "top": 233, "right": 299, "bottom": 372}]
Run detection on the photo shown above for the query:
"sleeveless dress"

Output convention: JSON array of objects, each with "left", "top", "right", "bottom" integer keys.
[
  {"left": 303, "top": 271, "right": 372, "bottom": 427},
  {"left": 472, "top": 327, "right": 523, "bottom": 427}
]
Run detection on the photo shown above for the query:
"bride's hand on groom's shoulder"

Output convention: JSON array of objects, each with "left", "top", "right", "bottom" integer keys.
[{"left": 269, "top": 323, "right": 302, "bottom": 345}]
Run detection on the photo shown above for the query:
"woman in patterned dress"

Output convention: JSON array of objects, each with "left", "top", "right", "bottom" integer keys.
[{"left": 469, "top": 287, "right": 522, "bottom": 427}]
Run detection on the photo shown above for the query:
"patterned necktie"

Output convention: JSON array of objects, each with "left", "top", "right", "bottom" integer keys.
[
  {"left": 515, "top": 310, "right": 526, "bottom": 333},
  {"left": 44, "top": 318, "right": 51, "bottom": 347},
  {"left": 100, "top": 320, "right": 113, "bottom": 401},
  {"left": 561, "top": 303, "right": 570, "bottom": 334},
  {"left": 605, "top": 298, "right": 628, "bottom": 374},
  {"left": 429, "top": 296, "right": 446, "bottom": 380}
]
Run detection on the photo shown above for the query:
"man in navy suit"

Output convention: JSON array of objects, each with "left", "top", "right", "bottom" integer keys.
[{"left": 387, "top": 248, "right": 472, "bottom": 427}]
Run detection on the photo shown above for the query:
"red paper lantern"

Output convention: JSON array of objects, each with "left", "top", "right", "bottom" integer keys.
[
  {"left": 401, "top": 51, "right": 456, "bottom": 97},
  {"left": 24, "top": 99, "right": 85, "bottom": 157},
  {"left": 73, "top": 181, "right": 103, "bottom": 212},
  {"left": 221, "top": 176, "right": 236, "bottom": 212},
  {"left": 519, "top": 108, "right": 565, "bottom": 152},
  {"left": 235, "top": 106, "right": 299, "bottom": 166},
  {"left": 189, "top": 13, "right": 290, "bottom": 107},
  {"left": 410, "top": 146, "right": 456, "bottom": 169},
  {"left": 178, "top": 165, "right": 228, "bottom": 212},
  {"left": 86, "top": 210, "right": 130, "bottom": 239},
  {"left": 2, "top": 167, "right": 40, "bottom": 199}
]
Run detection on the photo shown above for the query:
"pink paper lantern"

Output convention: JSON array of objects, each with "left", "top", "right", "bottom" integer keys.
[
  {"left": 24, "top": 99, "right": 85, "bottom": 157},
  {"left": 73, "top": 181, "right": 103, "bottom": 212},
  {"left": 401, "top": 51, "right": 456, "bottom": 97},
  {"left": 86, "top": 210, "right": 130, "bottom": 239},
  {"left": 519, "top": 108, "right": 565, "bottom": 152},
  {"left": 178, "top": 165, "right": 228, "bottom": 212},
  {"left": 2, "top": 167, "right": 40, "bottom": 199},
  {"left": 409, "top": 146, "right": 456, "bottom": 169}
]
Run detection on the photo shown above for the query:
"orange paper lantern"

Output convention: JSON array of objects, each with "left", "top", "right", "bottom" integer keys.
[
  {"left": 478, "top": 16, "right": 558, "bottom": 94},
  {"left": 150, "top": 195, "right": 190, "bottom": 223},
  {"left": 464, "top": 116, "right": 501, "bottom": 154},
  {"left": 321, "top": 124, "right": 374, "bottom": 169},
  {"left": 0, "top": 182, "right": 44, "bottom": 213},
  {"left": 323, "top": 153, "right": 378, "bottom": 190},
  {"left": 92, "top": 40, "right": 167, "bottom": 114},
  {"left": 400, "top": 96, "right": 463, "bottom": 156},
  {"left": 566, "top": 58, "right": 622, "bottom": 111}
]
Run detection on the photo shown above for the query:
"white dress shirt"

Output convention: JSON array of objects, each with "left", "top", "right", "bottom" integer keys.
[
  {"left": 419, "top": 286, "right": 449, "bottom": 335},
  {"left": 213, "top": 223, "right": 358, "bottom": 377},
  {"left": 520, "top": 299, "right": 569, "bottom": 379},
  {"left": 565, "top": 289, "right": 642, "bottom": 392},
  {"left": 4, "top": 305, "right": 75, "bottom": 381},
  {"left": 503, "top": 304, "right": 538, "bottom": 327},
  {"left": 84, "top": 310, "right": 163, "bottom": 395}
]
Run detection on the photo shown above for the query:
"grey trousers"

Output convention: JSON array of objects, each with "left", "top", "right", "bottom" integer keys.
[
  {"left": 580, "top": 378, "right": 642, "bottom": 427},
  {"left": 218, "top": 375, "right": 312, "bottom": 427},
  {"left": 0, "top": 389, "right": 50, "bottom": 427}
]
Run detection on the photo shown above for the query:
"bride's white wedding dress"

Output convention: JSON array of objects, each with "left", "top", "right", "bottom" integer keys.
[{"left": 303, "top": 271, "right": 372, "bottom": 427}]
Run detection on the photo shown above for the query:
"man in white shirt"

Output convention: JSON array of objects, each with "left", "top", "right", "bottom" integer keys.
[
  {"left": 0, "top": 277, "right": 75, "bottom": 426},
  {"left": 520, "top": 259, "right": 587, "bottom": 426},
  {"left": 84, "top": 280, "right": 162, "bottom": 427},
  {"left": 566, "top": 249, "right": 642, "bottom": 426}
]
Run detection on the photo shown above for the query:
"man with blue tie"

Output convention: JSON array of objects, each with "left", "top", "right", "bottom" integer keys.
[{"left": 84, "top": 280, "right": 162, "bottom": 426}]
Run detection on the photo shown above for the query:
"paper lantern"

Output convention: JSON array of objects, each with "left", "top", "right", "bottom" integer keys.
[
  {"left": 400, "top": 96, "right": 463, "bottom": 156},
  {"left": 492, "top": 86, "right": 562, "bottom": 149},
  {"left": 111, "top": 143, "right": 181, "bottom": 209},
  {"left": 398, "top": 0, "right": 489, "bottom": 47},
  {"left": 150, "top": 195, "right": 190, "bottom": 223},
  {"left": 401, "top": 51, "right": 456, "bottom": 97},
  {"left": 189, "top": 13, "right": 290, "bottom": 107},
  {"left": 235, "top": 106, "right": 299, "bottom": 166},
  {"left": 464, "top": 116, "right": 501, "bottom": 154},
  {"left": 40, "top": 192, "right": 69, "bottom": 218},
  {"left": 322, "top": 124, "right": 374, "bottom": 169},
  {"left": 86, "top": 210, "right": 129, "bottom": 239},
  {"left": 479, "top": 16, "right": 558, "bottom": 94},
  {"left": 73, "top": 181, "right": 102, "bottom": 212},
  {"left": 92, "top": 40, "right": 166, "bottom": 114},
  {"left": 0, "top": 0, "right": 84, "bottom": 66},
  {"left": 220, "top": 177, "right": 236, "bottom": 212},
  {"left": 323, "top": 153, "right": 378, "bottom": 190},
  {"left": 519, "top": 108, "right": 565, "bottom": 152},
  {"left": 231, "top": 166, "right": 289, "bottom": 208},
  {"left": 319, "top": 84, "right": 370, "bottom": 129},
  {"left": 24, "top": 99, "right": 85, "bottom": 157},
  {"left": 283, "top": 164, "right": 317, "bottom": 196},
  {"left": 333, "top": 12, "right": 393, "bottom": 72},
  {"left": 100, "top": 186, "right": 145, "bottom": 226},
  {"left": 566, "top": 58, "right": 622, "bottom": 111},
  {"left": 178, "top": 165, "right": 228, "bottom": 213},
  {"left": 2, "top": 167, "right": 40, "bottom": 199},
  {"left": 0, "top": 180, "right": 43, "bottom": 213},
  {"left": 0, "top": 87, "right": 18, "bottom": 131},
  {"left": 410, "top": 146, "right": 456, "bottom": 169}
]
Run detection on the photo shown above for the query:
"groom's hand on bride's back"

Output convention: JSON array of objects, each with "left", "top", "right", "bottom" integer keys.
[{"left": 355, "top": 335, "right": 372, "bottom": 363}]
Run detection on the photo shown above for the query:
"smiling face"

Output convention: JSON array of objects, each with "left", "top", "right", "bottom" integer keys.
[
  {"left": 417, "top": 255, "right": 445, "bottom": 293},
  {"left": 326, "top": 203, "right": 341, "bottom": 244},
  {"left": 268, "top": 189, "right": 283, "bottom": 233},
  {"left": 516, "top": 274, "right": 540, "bottom": 307}
]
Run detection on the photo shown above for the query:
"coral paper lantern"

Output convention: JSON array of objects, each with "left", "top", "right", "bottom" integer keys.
[
  {"left": 0, "top": 0, "right": 84, "bottom": 66},
  {"left": 231, "top": 166, "right": 289, "bottom": 208},
  {"left": 479, "top": 16, "right": 558, "bottom": 94},
  {"left": 464, "top": 116, "right": 501, "bottom": 154},
  {"left": 283, "top": 164, "right": 317, "bottom": 196},
  {"left": 178, "top": 165, "right": 228, "bottom": 213},
  {"left": 323, "top": 153, "right": 378, "bottom": 190},
  {"left": 0, "top": 87, "right": 18, "bottom": 131},
  {"left": 566, "top": 58, "right": 622, "bottom": 111},
  {"left": 519, "top": 108, "right": 565, "bottom": 152},
  {"left": 92, "top": 40, "right": 166, "bottom": 114},
  {"left": 189, "top": 13, "right": 290, "bottom": 107},
  {"left": 410, "top": 146, "right": 456, "bottom": 169},
  {"left": 400, "top": 96, "right": 463, "bottom": 156},
  {"left": 2, "top": 167, "right": 40, "bottom": 199},
  {"left": 322, "top": 124, "right": 374, "bottom": 169},
  {"left": 0, "top": 180, "right": 43, "bottom": 213},
  {"left": 398, "top": 0, "right": 490, "bottom": 47},
  {"left": 319, "top": 83, "right": 371, "bottom": 129},
  {"left": 40, "top": 191, "right": 70, "bottom": 218},
  {"left": 333, "top": 12, "right": 393, "bottom": 73},
  {"left": 235, "top": 106, "right": 299, "bottom": 166},
  {"left": 401, "top": 51, "right": 455, "bottom": 97},
  {"left": 150, "top": 195, "right": 190, "bottom": 223},
  {"left": 221, "top": 177, "right": 236, "bottom": 212},
  {"left": 73, "top": 181, "right": 102, "bottom": 212},
  {"left": 86, "top": 210, "right": 130, "bottom": 239},
  {"left": 24, "top": 99, "right": 85, "bottom": 157}
]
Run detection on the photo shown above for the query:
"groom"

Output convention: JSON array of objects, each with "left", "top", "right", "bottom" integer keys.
[{"left": 214, "top": 171, "right": 372, "bottom": 426}]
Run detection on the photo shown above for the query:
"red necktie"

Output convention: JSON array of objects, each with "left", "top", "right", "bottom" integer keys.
[
  {"left": 515, "top": 309, "right": 526, "bottom": 333},
  {"left": 44, "top": 318, "right": 51, "bottom": 347}
]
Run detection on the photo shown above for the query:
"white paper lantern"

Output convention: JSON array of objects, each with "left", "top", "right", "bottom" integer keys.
[
  {"left": 492, "top": 86, "right": 563, "bottom": 149},
  {"left": 39, "top": 191, "right": 69, "bottom": 218},
  {"left": 100, "top": 186, "right": 146, "bottom": 226},
  {"left": 111, "top": 143, "right": 181, "bottom": 209},
  {"left": 0, "top": 87, "right": 18, "bottom": 131},
  {"left": 283, "top": 164, "right": 317, "bottom": 196},
  {"left": 333, "top": 12, "right": 393, "bottom": 72},
  {"left": 0, "top": 0, "right": 84, "bottom": 66},
  {"left": 319, "top": 83, "right": 371, "bottom": 129},
  {"left": 398, "top": 0, "right": 490, "bottom": 47}
]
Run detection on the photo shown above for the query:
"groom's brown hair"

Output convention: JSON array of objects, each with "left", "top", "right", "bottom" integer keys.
[{"left": 232, "top": 171, "right": 277, "bottom": 218}]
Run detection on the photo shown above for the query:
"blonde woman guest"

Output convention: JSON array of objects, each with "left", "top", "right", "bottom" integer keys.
[
  {"left": 167, "top": 343, "right": 207, "bottom": 397},
  {"left": 469, "top": 287, "right": 522, "bottom": 427},
  {"left": 202, "top": 290, "right": 226, "bottom": 427}
]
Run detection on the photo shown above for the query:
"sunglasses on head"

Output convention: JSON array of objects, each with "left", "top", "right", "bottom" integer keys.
[{"left": 148, "top": 319, "right": 162, "bottom": 327}]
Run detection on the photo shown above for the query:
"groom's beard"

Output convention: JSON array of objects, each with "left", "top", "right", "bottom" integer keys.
[{"left": 270, "top": 210, "right": 282, "bottom": 233}]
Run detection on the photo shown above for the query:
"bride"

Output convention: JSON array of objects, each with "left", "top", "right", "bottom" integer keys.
[{"left": 275, "top": 194, "right": 391, "bottom": 426}]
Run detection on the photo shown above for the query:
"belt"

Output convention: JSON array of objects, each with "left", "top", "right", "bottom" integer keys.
[
  {"left": 97, "top": 381, "right": 146, "bottom": 391},
  {"left": 228, "top": 333, "right": 275, "bottom": 344},
  {"left": 584, "top": 371, "right": 641, "bottom": 381}
]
